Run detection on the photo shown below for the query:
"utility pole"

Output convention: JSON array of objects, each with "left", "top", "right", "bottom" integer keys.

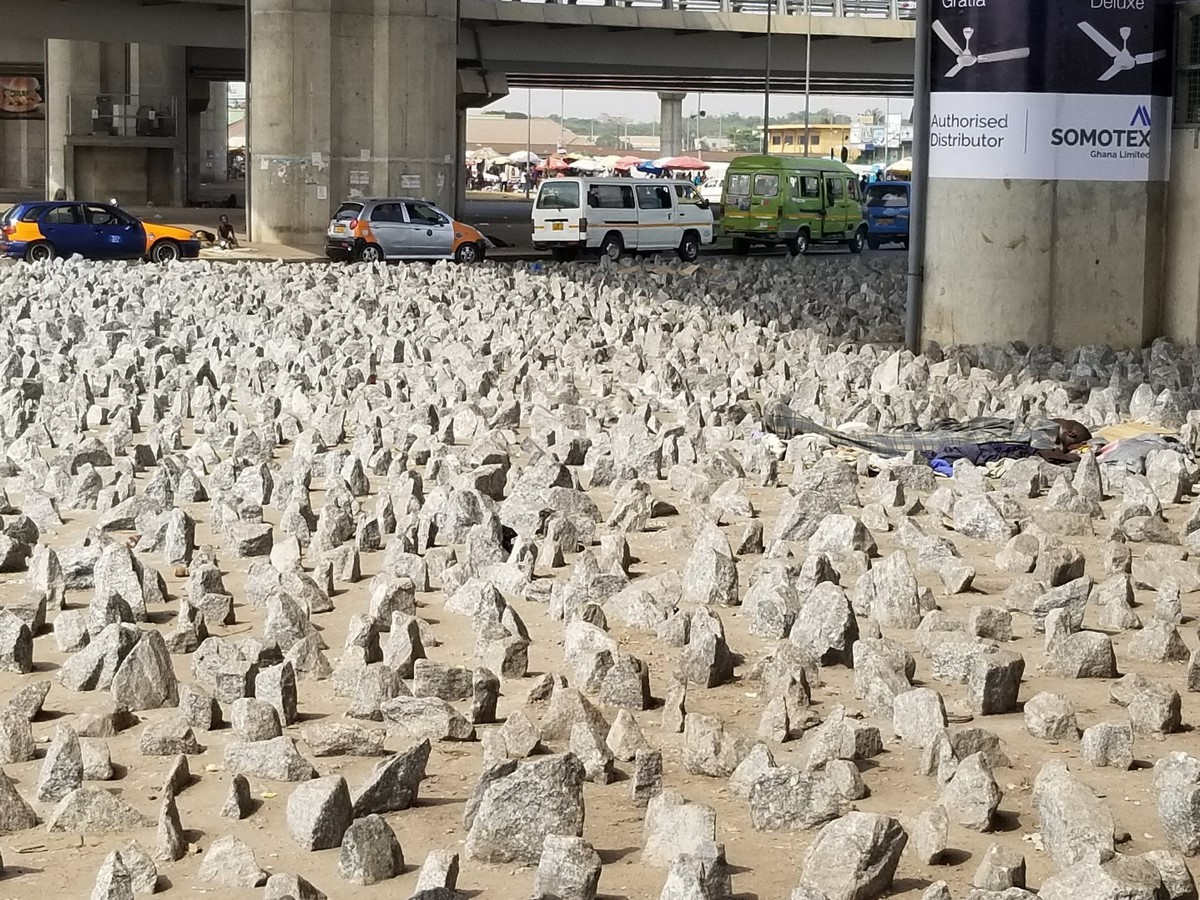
[
  {"left": 761, "top": 0, "right": 772, "bottom": 154},
  {"left": 905, "top": 0, "right": 931, "bottom": 354},
  {"left": 803, "top": 0, "right": 812, "bottom": 158},
  {"left": 885, "top": 95, "right": 891, "bottom": 166}
]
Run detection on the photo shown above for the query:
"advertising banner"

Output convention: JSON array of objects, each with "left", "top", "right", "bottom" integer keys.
[
  {"left": 0, "top": 69, "right": 44, "bottom": 120},
  {"left": 928, "top": 0, "right": 1173, "bottom": 181}
]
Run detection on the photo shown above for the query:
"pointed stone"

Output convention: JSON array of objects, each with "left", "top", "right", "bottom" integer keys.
[{"left": 155, "top": 793, "right": 186, "bottom": 862}]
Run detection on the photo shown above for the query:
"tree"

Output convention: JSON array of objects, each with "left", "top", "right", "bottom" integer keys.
[
  {"left": 728, "top": 127, "right": 761, "bottom": 152},
  {"left": 861, "top": 108, "right": 884, "bottom": 124}
]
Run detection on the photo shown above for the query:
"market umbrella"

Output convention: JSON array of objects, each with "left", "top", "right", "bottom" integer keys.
[
  {"left": 507, "top": 150, "right": 542, "bottom": 165},
  {"left": 885, "top": 157, "right": 912, "bottom": 177},
  {"left": 537, "top": 156, "right": 570, "bottom": 172},
  {"left": 636, "top": 159, "right": 665, "bottom": 174},
  {"left": 569, "top": 158, "right": 604, "bottom": 173},
  {"left": 658, "top": 155, "right": 710, "bottom": 171},
  {"left": 614, "top": 155, "right": 646, "bottom": 171}
]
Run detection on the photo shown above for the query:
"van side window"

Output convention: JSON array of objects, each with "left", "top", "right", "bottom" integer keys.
[
  {"left": 846, "top": 178, "right": 860, "bottom": 201},
  {"left": 536, "top": 181, "right": 580, "bottom": 210},
  {"left": 799, "top": 176, "right": 821, "bottom": 199},
  {"left": 727, "top": 174, "right": 750, "bottom": 196},
  {"left": 753, "top": 174, "right": 779, "bottom": 197},
  {"left": 674, "top": 184, "right": 703, "bottom": 205},
  {"left": 635, "top": 185, "right": 672, "bottom": 210},
  {"left": 825, "top": 177, "right": 843, "bottom": 203},
  {"left": 590, "top": 184, "right": 634, "bottom": 209}
]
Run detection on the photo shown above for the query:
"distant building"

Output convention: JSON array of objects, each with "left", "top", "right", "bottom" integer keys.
[
  {"left": 699, "top": 136, "right": 733, "bottom": 152},
  {"left": 765, "top": 123, "right": 854, "bottom": 157},
  {"left": 465, "top": 113, "right": 597, "bottom": 156},
  {"left": 619, "top": 134, "right": 661, "bottom": 154}
]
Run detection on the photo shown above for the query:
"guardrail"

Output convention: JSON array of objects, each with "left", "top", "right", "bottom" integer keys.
[
  {"left": 66, "top": 94, "right": 178, "bottom": 139},
  {"left": 513, "top": 0, "right": 915, "bottom": 17}
]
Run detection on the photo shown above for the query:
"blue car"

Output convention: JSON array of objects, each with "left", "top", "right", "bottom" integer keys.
[
  {"left": 864, "top": 181, "right": 910, "bottom": 250},
  {"left": 0, "top": 200, "right": 201, "bottom": 262}
]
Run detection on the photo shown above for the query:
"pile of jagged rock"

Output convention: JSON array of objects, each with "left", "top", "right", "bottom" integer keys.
[{"left": 0, "top": 254, "right": 1199, "bottom": 900}]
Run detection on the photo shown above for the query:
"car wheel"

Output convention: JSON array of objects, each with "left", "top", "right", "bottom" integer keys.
[
  {"left": 677, "top": 232, "right": 701, "bottom": 263},
  {"left": 358, "top": 243, "right": 384, "bottom": 263},
  {"left": 454, "top": 242, "right": 479, "bottom": 264},
  {"left": 787, "top": 230, "right": 810, "bottom": 256},
  {"left": 848, "top": 229, "right": 866, "bottom": 254},
  {"left": 25, "top": 241, "right": 54, "bottom": 263},
  {"left": 732, "top": 238, "right": 750, "bottom": 256},
  {"left": 867, "top": 237, "right": 881, "bottom": 251},
  {"left": 150, "top": 240, "right": 180, "bottom": 263},
  {"left": 552, "top": 247, "right": 578, "bottom": 263},
  {"left": 599, "top": 233, "right": 623, "bottom": 262}
]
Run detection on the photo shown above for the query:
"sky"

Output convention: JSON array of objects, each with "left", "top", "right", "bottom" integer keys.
[{"left": 487, "top": 88, "right": 914, "bottom": 123}]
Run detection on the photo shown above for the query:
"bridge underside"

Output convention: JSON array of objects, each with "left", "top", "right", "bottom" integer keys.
[
  {"left": 502, "top": 70, "right": 912, "bottom": 95},
  {"left": 0, "top": 0, "right": 914, "bottom": 96}
]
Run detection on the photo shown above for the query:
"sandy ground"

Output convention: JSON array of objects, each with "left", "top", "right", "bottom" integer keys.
[{"left": 1, "top": 407, "right": 1196, "bottom": 900}]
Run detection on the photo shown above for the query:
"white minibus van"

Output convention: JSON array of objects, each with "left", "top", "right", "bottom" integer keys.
[{"left": 532, "top": 177, "right": 715, "bottom": 263}]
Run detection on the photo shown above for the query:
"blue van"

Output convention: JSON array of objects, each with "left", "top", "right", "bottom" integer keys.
[{"left": 864, "top": 180, "right": 910, "bottom": 250}]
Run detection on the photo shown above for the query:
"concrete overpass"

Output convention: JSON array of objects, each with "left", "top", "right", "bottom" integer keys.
[
  {"left": 0, "top": 0, "right": 916, "bottom": 94},
  {"left": 0, "top": 0, "right": 915, "bottom": 245}
]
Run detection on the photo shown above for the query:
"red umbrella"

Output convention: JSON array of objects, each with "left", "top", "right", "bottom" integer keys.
[
  {"left": 537, "top": 156, "right": 570, "bottom": 172},
  {"left": 613, "top": 155, "right": 646, "bottom": 171},
  {"left": 659, "top": 155, "right": 710, "bottom": 171}
]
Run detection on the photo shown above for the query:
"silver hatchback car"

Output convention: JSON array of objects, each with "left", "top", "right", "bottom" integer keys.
[{"left": 325, "top": 197, "right": 487, "bottom": 263}]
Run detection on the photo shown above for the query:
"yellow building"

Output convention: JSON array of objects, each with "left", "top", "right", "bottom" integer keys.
[{"left": 765, "top": 122, "right": 853, "bottom": 157}]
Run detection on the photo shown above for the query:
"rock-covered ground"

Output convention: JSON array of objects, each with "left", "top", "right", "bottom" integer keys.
[{"left": 1, "top": 255, "right": 1200, "bottom": 900}]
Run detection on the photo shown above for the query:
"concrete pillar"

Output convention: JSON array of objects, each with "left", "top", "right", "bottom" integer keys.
[
  {"left": 206, "top": 82, "right": 229, "bottom": 185},
  {"left": 189, "top": 80, "right": 228, "bottom": 198},
  {"left": 249, "top": 0, "right": 457, "bottom": 247},
  {"left": 46, "top": 39, "right": 102, "bottom": 199},
  {"left": 658, "top": 91, "right": 685, "bottom": 157},
  {"left": 455, "top": 107, "right": 467, "bottom": 218},
  {"left": 922, "top": 181, "right": 1165, "bottom": 349},
  {"left": 1162, "top": 3, "right": 1200, "bottom": 343},
  {"left": 1163, "top": 133, "right": 1200, "bottom": 343},
  {"left": 920, "top": 5, "right": 1172, "bottom": 351},
  {"left": 130, "top": 43, "right": 187, "bottom": 206}
]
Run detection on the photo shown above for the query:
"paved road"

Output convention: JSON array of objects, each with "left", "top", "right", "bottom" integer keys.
[{"left": 462, "top": 196, "right": 907, "bottom": 260}]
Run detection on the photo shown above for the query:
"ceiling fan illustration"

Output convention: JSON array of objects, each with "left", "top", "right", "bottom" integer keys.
[
  {"left": 933, "top": 22, "right": 1031, "bottom": 78},
  {"left": 1077, "top": 22, "right": 1166, "bottom": 81}
]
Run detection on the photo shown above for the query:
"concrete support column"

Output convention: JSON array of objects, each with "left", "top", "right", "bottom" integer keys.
[
  {"left": 189, "top": 80, "right": 228, "bottom": 198},
  {"left": 1163, "top": 134, "right": 1200, "bottom": 343},
  {"left": 1162, "top": 3, "right": 1200, "bottom": 343},
  {"left": 46, "top": 39, "right": 102, "bottom": 199},
  {"left": 249, "top": 0, "right": 457, "bottom": 247},
  {"left": 130, "top": 43, "right": 187, "bottom": 205},
  {"left": 372, "top": 0, "right": 457, "bottom": 210},
  {"left": 455, "top": 108, "right": 467, "bottom": 217},
  {"left": 658, "top": 91, "right": 685, "bottom": 157},
  {"left": 922, "top": 181, "right": 1165, "bottom": 349},
  {"left": 206, "top": 82, "right": 229, "bottom": 185}
]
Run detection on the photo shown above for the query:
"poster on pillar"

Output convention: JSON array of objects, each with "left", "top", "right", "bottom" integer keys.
[
  {"left": 0, "top": 68, "right": 44, "bottom": 119},
  {"left": 928, "top": 0, "right": 1173, "bottom": 181}
]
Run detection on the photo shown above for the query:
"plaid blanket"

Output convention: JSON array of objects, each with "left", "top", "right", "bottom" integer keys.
[{"left": 762, "top": 400, "right": 1061, "bottom": 458}]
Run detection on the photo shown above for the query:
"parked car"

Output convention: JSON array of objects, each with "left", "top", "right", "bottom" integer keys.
[
  {"left": 864, "top": 180, "right": 910, "bottom": 249},
  {"left": 700, "top": 176, "right": 724, "bottom": 206},
  {"left": 531, "top": 177, "right": 715, "bottom": 263},
  {"left": 0, "top": 201, "right": 201, "bottom": 262},
  {"left": 325, "top": 197, "right": 486, "bottom": 263},
  {"left": 721, "top": 155, "right": 867, "bottom": 255}
]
